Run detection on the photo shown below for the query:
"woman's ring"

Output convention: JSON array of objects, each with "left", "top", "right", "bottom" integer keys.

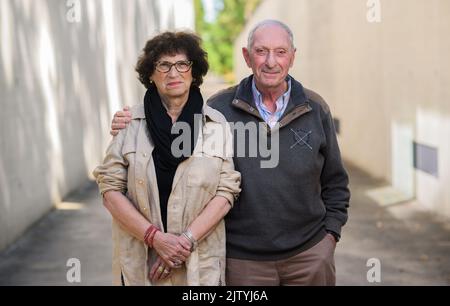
[{"left": 158, "top": 266, "right": 164, "bottom": 273}]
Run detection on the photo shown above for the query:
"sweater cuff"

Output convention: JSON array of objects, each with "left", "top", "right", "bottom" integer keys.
[{"left": 325, "top": 217, "right": 343, "bottom": 239}]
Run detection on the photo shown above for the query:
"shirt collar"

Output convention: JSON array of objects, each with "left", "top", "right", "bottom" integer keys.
[{"left": 252, "top": 77, "right": 292, "bottom": 112}]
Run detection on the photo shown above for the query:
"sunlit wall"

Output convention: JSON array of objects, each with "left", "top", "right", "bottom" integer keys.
[
  {"left": 234, "top": 0, "right": 450, "bottom": 218},
  {"left": 0, "top": 0, "right": 194, "bottom": 251}
]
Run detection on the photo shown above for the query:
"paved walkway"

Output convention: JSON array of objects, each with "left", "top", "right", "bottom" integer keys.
[
  {"left": 336, "top": 165, "right": 450, "bottom": 285},
  {"left": 0, "top": 182, "right": 112, "bottom": 285},
  {"left": 0, "top": 163, "right": 448, "bottom": 286}
]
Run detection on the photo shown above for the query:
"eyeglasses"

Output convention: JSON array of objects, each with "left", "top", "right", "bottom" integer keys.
[{"left": 155, "top": 60, "right": 193, "bottom": 73}]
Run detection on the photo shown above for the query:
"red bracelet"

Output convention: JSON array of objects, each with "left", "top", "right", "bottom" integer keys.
[
  {"left": 143, "top": 225, "right": 153, "bottom": 242},
  {"left": 148, "top": 228, "right": 158, "bottom": 248},
  {"left": 144, "top": 225, "right": 160, "bottom": 248},
  {"left": 145, "top": 227, "right": 157, "bottom": 247}
]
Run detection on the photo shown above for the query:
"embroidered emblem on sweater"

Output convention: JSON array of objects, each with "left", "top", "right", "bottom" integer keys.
[{"left": 290, "top": 129, "right": 312, "bottom": 150}]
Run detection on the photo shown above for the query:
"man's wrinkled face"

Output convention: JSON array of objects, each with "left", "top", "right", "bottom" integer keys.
[{"left": 243, "top": 25, "right": 296, "bottom": 92}]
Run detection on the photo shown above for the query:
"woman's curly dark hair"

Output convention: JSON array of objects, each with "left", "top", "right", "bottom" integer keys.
[{"left": 136, "top": 31, "right": 209, "bottom": 89}]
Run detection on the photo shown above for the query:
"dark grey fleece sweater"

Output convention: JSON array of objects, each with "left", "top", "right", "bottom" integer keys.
[{"left": 207, "top": 76, "right": 350, "bottom": 261}]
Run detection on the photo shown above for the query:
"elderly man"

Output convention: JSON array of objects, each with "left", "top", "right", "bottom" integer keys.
[{"left": 110, "top": 20, "right": 350, "bottom": 286}]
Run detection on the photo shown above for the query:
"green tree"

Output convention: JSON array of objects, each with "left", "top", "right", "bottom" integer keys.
[
  {"left": 195, "top": 0, "right": 260, "bottom": 81},
  {"left": 193, "top": 0, "right": 206, "bottom": 35}
]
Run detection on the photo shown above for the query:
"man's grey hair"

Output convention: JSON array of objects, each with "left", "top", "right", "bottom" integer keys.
[{"left": 247, "top": 20, "right": 295, "bottom": 50}]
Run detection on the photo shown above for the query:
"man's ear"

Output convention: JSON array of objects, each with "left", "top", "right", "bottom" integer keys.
[
  {"left": 242, "top": 47, "right": 252, "bottom": 68},
  {"left": 290, "top": 48, "right": 297, "bottom": 68}
]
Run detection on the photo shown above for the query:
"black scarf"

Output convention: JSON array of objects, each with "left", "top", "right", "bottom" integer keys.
[{"left": 144, "top": 85, "right": 203, "bottom": 230}]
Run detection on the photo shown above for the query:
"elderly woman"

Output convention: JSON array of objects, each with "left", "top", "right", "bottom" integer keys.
[{"left": 93, "top": 32, "right": 241, "bottom": 286}]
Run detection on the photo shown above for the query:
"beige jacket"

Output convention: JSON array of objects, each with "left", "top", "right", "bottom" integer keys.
[{"left": 93, "top": 104, "right": 241, "bottom": 286}]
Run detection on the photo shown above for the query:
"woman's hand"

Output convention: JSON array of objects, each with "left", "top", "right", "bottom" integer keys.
[
  {"left": 178, "top": 234, "right": 194, "bottom": 252},
  {"left": 149, "top": 256, "right": 172, "bottom": 282},
  {"left": 152, "top": 232, "right": 191, "bottom": 268}
]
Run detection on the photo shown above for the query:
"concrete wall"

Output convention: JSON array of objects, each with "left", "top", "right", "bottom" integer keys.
[
  {"left": 0, "top": 0, "right": 194, "bottom": 251},
  {"left": 235, "top": 0, "right": 450, "bottom": 218}
]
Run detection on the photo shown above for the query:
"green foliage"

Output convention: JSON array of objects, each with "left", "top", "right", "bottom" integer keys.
[
  {"left": 193, "top": 0, "right": 206, "bottom": 35},
  {"left": 195, "top": 0, "right": 260, "bottom": 80}
]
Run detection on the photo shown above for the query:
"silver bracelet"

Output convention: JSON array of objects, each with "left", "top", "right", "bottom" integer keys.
[{"left": 182, "top": 229, "right": 198, "bottom": 252}]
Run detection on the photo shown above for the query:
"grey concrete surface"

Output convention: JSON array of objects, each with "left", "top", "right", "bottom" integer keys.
[
  {"left": 0, "top": 181, "right": 112, "bottom": 286},
  {"left": 336, "top": 165, "right": 450, "bottom": 286},
  {"left": 0, "top": 164, "right": 448, "bottom": 286}
]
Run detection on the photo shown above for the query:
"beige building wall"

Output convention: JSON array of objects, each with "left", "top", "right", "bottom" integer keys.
[
  {"left": 0, "top": 0, "right": 194, "bottom": 251},
  {"left": 235, "top": 0, "right": 450, "bottom": 218}
]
